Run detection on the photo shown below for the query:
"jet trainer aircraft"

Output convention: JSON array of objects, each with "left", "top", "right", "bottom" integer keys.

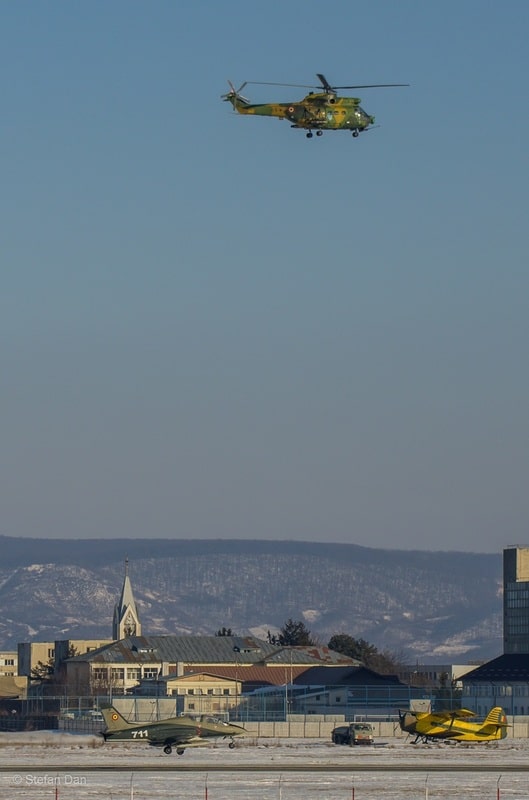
[
  {"left": 100, "top": 705, "right": 245, "bottom": 755},
  {"left": 398, "top": 706, "right": 508, "bottom": 744}
]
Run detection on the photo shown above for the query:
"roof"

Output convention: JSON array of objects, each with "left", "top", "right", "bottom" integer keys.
[
  {"left": 462, "top": 654, "right": 529, "bottom": 682},
  {"left": 293, "top": 665, "right": 408, "bottom": 687},
  {"left": 0, "top": 675, "right": 27, "bottom": 699},
  {"left": 66, "top": 635, "right": 354, "bottom": 667},
  {"left": 183, "top": 664, "right": 312, "bottom": 686}
]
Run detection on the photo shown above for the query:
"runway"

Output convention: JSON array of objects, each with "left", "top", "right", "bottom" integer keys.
[{"left": 2, "top": 762, "right": 529, "bottom": 773}]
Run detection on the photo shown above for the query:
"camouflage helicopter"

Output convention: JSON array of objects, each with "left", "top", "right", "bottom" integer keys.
[{"left": 222, "top": 73, "right": 408, "bottom": 139}]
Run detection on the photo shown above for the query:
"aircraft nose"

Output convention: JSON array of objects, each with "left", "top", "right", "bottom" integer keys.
[{"left": 227, "top": 721, "right": 245, "bottom": 735}]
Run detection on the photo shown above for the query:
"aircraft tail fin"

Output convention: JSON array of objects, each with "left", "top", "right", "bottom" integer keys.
[
  {"left": 221, "top": 81, "right": 251, "bottom": 109},
  {"left": 480, "top": 706, "right": 508, "bottom": 738},
  {"left": 100, "top": 705, "right": 135, "bottom": 731}
]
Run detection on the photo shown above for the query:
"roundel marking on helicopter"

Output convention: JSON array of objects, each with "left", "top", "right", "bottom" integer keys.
[
  {"left": 112, "top": 713, "right": 119, "bottom": 721},
  {"left": 288, "top": 106, "right": 294, "bottom": 113},
  {"left": 196, "top": 726, "right": 202, "bottom": 736}
]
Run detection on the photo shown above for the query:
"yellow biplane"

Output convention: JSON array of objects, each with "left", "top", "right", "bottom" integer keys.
[{"left": 398, "top": 706, "right": 508, "bottom": 744}]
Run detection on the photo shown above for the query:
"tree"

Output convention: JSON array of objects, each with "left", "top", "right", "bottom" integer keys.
[
  {"left": 30, "top": 643, "right": 80, "bottom": 685},
  {"left": 215, "top": 627, "right": 234, "bottom": 636},
  {"left": 30, "top": 658, "right": 55, "bottom": 682},
  {"left": 327, "top": 633, "right": 405, "bottom": 675},
  {"left": 278, "top": 618, "right": 314, "bottom": 646},
  {"left": 328, "top": 634, "right": 377, "bottom": 663}
]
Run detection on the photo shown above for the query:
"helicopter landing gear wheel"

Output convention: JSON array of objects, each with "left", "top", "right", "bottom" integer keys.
[
  {"left": 306, "top": 131, "right": 313, "bottom": 138},
  {"left": 316, "top": 130, "right": 323, "bottom": 136},
  {"left": 229, "top": 740, "right": 236, "bottom": 749},
  {"left": 352, "top": 129, "right": 359, "bottom": 138},
  {"left": 163, "top": 744, "right": 172, "bottom": 755},
  {"left": 176, "top": 747, "right": 185, "bottom": 755}
]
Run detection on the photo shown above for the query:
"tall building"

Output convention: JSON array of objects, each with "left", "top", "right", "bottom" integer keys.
[
  {"left": 112, "top": 558, "right": 142, "bottom": 640},
  {"left": 503, "top": 546, "right": 529, "bottom": 654}
]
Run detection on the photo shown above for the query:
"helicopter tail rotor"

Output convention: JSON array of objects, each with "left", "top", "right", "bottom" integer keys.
[{"left": 221, "top": 81, "right": 250, "bottom": 106}]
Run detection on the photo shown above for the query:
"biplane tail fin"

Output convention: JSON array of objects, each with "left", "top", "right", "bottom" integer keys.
[
  {"left": 100, "top": 705, "right": 135, "bottom": 731},
  {"left": 480, "top": 706, "right": 508, "bottom": 738}
]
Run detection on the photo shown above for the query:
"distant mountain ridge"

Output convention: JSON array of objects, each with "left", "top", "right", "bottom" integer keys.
[{"left": 0, "top": 536, "right": 503, "bottom": 661}]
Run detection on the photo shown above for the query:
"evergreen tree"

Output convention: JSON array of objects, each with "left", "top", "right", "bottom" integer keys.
[
  {"left": 278, "top": 618, "right": 314, "bottom": 646},
  {"left": 328, "top": 633, "right": 404, "bottom": 674},
  {"left": 215, "top": 627, "right": 234, "bottom": 636}
]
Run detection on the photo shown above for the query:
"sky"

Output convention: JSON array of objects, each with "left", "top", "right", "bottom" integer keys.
[{"left": 2, "top": 1, "right": 529, "bottom": 553}]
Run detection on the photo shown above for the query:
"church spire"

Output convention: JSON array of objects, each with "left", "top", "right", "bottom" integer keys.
[{"left": 112, "top": 557, "right": 141, "bottom": 640}]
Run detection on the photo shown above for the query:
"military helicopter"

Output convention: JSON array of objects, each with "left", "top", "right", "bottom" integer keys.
[{"left": 222, "top": 73, "right": 408, "bottom": 139}]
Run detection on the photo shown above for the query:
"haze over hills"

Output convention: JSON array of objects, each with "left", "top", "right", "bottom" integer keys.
[{"left": 0, "top": 537, "right": 503, "bottom": 661}]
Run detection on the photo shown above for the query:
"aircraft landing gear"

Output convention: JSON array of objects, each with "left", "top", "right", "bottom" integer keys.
[
  {"left": 316, "top": 130, "right": 323, "bottom": 136},
  {"left": 176, "top": 748, "right": 185, "bottom": 755},
  {"left": 229, "top": 739, "right": 236, "bottom": 749},
  {"left": 163, "top": 744, "right": 172, "bottom": 755},
  {"left": 306, "top": 131, "right": 313, "bottom": 138},
  {"left": 352, "top": 129, "right": 359, "bottom": 137}
]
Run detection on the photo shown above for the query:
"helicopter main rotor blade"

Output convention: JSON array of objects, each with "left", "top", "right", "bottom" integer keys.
[
  {"left": 332, "top": 83, "right": 410, "bottom": 89},
  {"left": 316, "top": 73, "right": 333, "bottom": 92},
  {"left": 247, "top": 81, "right": 320, "bottom": 89},
  {"left": 247, "top": 79, "right": 409, "bottom": 92}
]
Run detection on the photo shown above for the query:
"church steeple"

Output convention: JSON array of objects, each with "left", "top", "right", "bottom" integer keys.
[{"left": 113, "top": 557, "right": 142, "bottom": 640}]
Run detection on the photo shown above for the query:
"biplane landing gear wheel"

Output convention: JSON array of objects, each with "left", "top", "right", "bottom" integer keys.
[
  {"left": 316, "top": 130, "right": 323, "bottom": 136},
  {"left": 163, "top": 744, "right": 172, "bottom": 755},
  {"left": 306, "top": 131, "right": 313, "bottom": 138},
  {"left": 352, "top": 129, "right": 359, "bottom": 137}
]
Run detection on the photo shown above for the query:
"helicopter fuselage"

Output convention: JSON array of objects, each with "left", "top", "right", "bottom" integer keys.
[{"left": 228, "top": 92, "right": 374, "bottom": 135}]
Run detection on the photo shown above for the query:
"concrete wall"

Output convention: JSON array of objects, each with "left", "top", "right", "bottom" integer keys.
[
  {"left": 108, "top": 699, "right": 529, "bottom": 739},
  {"left": 240, "top": 720, "right": 406, "bottom": 740}
]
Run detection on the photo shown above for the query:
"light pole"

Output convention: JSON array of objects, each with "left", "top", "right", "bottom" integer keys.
[{"left": 233, "top": 646, "right": 240, "bottom": 721}]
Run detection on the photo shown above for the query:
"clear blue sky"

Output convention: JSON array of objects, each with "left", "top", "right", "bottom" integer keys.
[{"left": 2, "top": 0, "right": 528, "bottom": 552}]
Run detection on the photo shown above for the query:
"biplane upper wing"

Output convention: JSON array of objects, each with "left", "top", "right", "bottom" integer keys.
[{"left": 428, "top": 708, "right": 476, "bottom": 722}]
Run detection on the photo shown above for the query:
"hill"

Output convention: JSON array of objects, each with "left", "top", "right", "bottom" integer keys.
[{"left": 0, "top": 537, "right": 503, "bottom": 661}]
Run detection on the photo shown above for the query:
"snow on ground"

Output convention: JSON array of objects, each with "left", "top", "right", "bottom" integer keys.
[{"left": 1, "top": 732, "right": 529, "bottom": 800}]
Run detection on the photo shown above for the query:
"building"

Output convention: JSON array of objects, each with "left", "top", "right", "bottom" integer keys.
[
  {"left": 461, "top": 547, "right": 529, "bottom": 717},
  {"left": 112, "top": 558, "right": 142, "bottom": 640},
  {"left": 64, "top": 635, "right": 357, "bottom": 697},
  {"left": 131, "top": 672, "right": 242, "bottom": 715},
  {"left": 503, "top": 546, "right": 529, "bottom": 654},
  {"left": 0, "top": 651, "right": 17, "bottom": 677},
  {"left": 399, "top": 663, "right": 477, "bottom": 688},
  {"left": 18, "top": 640, "right": 113, "bottom": 681}
]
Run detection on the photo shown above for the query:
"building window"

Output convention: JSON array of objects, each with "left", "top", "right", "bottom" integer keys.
[
  {"left": 143, "top": 668, "right": 158, "bottom": 679},
  {"left": 188, "top": 689, "right": 194, "bottom": 695},
  {"left": 223, "top": 689, "right": 230, "bottom": 695},
  {"left": 127, "top": 669, "right": 141, "bottom": 680}
]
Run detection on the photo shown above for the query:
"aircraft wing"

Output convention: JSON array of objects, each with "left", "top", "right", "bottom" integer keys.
[
  {"left": 148, "top": 732, "right": 203, "bottom": 747},
  {"left": 429, "top": 708, "right": 476, "bottom": 722}
]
